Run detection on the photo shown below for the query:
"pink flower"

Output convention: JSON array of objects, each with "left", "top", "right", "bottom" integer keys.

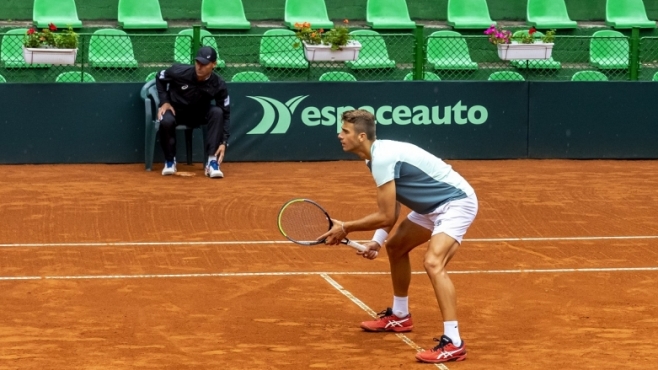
[
  {"left": 27, "top": 27, "right": 36, "bottom": 35},
  {"left": 484, "top": 25, "right": 497, "bottom": 35},
  {"left": 48, "top": 23, "right": 57, "bottom": 31}
]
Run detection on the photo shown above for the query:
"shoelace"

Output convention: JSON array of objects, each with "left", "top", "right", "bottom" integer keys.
[
  {"left": 376, "top": 308, "right": 394, "bottom": 318},
  {"left": 431, "top": 336, "right": 452, "bottom": 351}
]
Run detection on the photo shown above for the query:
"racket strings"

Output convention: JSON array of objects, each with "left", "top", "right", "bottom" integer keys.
[{"left": 279, "top": 202, "right": 330, "bottom": 243}]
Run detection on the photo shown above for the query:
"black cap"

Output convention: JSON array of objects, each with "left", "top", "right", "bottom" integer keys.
[{"left": 195, "top": 46, "right": 218, "bottom": 65}]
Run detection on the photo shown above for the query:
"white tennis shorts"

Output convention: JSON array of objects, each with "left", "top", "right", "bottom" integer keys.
[{"left": 407, "top": 193, "right": 478, "bottom": 244}]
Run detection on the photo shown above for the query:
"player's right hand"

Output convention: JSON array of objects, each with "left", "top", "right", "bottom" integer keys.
[
  {"left": 357, "top": 241, "right": 380, "bottom": 260},
  {"left": 158, "top": 103, "right": 175, "bottom": 120}
]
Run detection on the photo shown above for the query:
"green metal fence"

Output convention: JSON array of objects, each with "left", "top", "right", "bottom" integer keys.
[
  {"left": 212, "top": 32, "right": 415, "bottom": 82},
  {"left": 640, "top": 37, "right": 658, "bottom": 81},
  {"left": 0, "top": 32, "right": 187, "bottom": 82},
  {"left": 425, "top": 34, "right": 631, "bottom": 81},
  {"left": 0, "top": 27, "right": 655, "bottom": 83}
]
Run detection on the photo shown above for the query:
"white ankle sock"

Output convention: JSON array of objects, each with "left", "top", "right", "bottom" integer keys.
[
  {"left": 443, "top": 321, "right": 461, "bottom": 347},
  {"left": 392, "top": 296, "right": 409, "bottom": 318},
  {"left": 208, "top": 155, "right": 217, "bottom": 164}
]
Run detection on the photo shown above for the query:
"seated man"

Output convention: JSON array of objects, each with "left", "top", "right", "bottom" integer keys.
[{"left": 155, "top": 46, "right": 230, "bottom": 178}]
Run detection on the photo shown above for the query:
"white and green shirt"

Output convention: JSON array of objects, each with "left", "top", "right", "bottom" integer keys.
[{"left": 367, "top": 140, "right": 475, "bottom": 214}]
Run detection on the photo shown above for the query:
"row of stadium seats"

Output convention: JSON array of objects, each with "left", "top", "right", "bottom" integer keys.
[
  {"left": 0, "top": 28, "right": 634, "bottom": 72},
  {"left": 259, "top": 29, "right": 634, "bottom": 72},
  {"left": 2, "top": 69, "right": 656, "bottom": 83},
  {"left": 226, "top": 70, "right": 656, "bottom": 82},
  {"left": 31, "top": 0, "right": 657, "bottom": 31}
]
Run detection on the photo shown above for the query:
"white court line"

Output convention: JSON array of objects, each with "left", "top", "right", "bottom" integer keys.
[
  {"left": 1, "top": 235, "right": 658, "bottom": 248},
  {"left": 1, "top": 266, "right": 657, "bottom": 282},
  {"left": 319, "top": 273, "right": 449, "bottom": 370}
]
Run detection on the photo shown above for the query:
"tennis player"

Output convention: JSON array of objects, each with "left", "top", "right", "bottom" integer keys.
[{"left": 319, "top": 109, "right": 478, "bottom": 363}]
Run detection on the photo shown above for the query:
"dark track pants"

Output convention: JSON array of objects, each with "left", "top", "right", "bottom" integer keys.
[{"left": 159, "top": 105, "right": 225, "bottom": 161}]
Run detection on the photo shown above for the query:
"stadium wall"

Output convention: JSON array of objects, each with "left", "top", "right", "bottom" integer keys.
[
  {"left": 1, "top": 82, "right": 657, "bottom": 164},
  {"left": 2, "top": 0, "right": 657, "bottom": 22}
]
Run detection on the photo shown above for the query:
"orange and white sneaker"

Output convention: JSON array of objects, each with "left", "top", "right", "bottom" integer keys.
[
  {"left": 360, "top": 308, "right": 413, "bottom": 332},
  {"left": 415, "top": 335, "right": 467, "bottom": 363}
]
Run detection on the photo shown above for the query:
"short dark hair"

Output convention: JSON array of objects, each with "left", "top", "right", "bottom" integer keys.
[{"left": 341, "top": 109, "right": 376, "bottom": 140}]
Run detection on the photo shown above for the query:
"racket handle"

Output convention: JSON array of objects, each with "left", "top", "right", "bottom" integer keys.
[{"left": 345, "top": 239, "right": 367, "bottom": 252}]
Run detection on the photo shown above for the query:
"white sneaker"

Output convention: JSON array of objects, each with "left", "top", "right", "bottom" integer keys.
[
  {"left": 162, "top": 159, "right": 177, "bottom": 176},
  {"left": 205, "top": 160, "right": 224, "bottom": 178}
]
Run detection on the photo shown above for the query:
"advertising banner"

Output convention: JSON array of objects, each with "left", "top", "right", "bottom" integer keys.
[{"left": 227, "top": 81, "right": 529, "bottom": 161}]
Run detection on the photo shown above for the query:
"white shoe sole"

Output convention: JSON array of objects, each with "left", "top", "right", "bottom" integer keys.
[
  {"left": 162, "top": 169, "right": 176, "bottom": 176},
  {"left": 206, "top": 171, "right": 224, "bottom": 178}
]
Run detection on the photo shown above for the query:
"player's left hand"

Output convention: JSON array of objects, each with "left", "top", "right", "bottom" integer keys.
[
  {"left": 214, "top": 144, "right": 226, "bottom": 163},
  {"left": 318, "top": 219, "right": 347, "bottom": 245},
  {"left": 357, "top": 241, "right": 380, "bottom": 260}
]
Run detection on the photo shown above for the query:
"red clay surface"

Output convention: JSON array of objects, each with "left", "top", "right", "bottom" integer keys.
[{"left": 1, "top": 160, "right": 657, "bottom": 369}]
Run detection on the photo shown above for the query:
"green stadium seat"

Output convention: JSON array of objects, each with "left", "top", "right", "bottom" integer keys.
[
  {"left": 366, "top": 0, "right": 416, "bottom": 29},
  {"left": 589, "top": 30, "right": 629, "bottom": 70},
  {"left": 509, "top": 30, "right": 561, "bottom": 70},
  {"left": 0, "top": 74, "right": 6, "bottom": 82},
  {"left": 33, "top": 0, "right": 83, "bottom": 28},
  {"left": 345, "top": 30, "right": 396, "bottom": 69},
  {"left": 653, "top": 71, "right": 658, "bottom": 81},
  {"left": 1, "top": 29, "right": 50, "bottom": 68},
  {"left": 403, "top": 72, "right": 441, "bottom": 81},
  {"left": 488, "top": 71, "right": 525, "bottom": 81},
  {"left": 319, "top": 71, "right": 357, "bottom": 81},
  {"left": 145, "top": 71, "right": 158, "bottom": 81},
  {"left": 259, "top": 29, "right": 309, "bottom": 69},
  {"left": 55, "top": 71, "right": 96, "bottom": 82},
  {"left": 202, "top": 0, "right": 251, "bottom": 30},
  {"left": 141, "top": 79, "right": 207, "bottom": 170},
  {"left": 426, "top": 31, "right": 477, "bottom": 70},
  {"left": 174, "top": 29, "right": 226, "bottom": 68},
  {"left": 447, "top": 0, "right": 495, "bottom": 29},
  {"left": 526, "top": 0, "right": 577, "bottom": 29},
  {"left": 606, "top": 0, "right": 656, "bottom": 29},
  {"left": 571, "top": 70, "right": 608, "bottom": 81},
  {"left": 89, "top": 29, "right": 139, "bottom": 68},
  {"left": 285, "top": 0, "right": 334, "bottom": 30},
  {"left": 231, "top": 71, "right": 270, "bottom": 82},
  {"left": 118, "top": 0, "right": 168, "bottom": 29}
]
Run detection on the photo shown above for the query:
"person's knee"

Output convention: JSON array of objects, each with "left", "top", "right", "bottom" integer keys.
[
  {"left": 423, "top": 251, "right": 446, "bottom": 275},
  {"left": 423, "top": 237, "right": 459, "bottom": 274},
  {"left": 207, "top": 106, "right": 224, "bottom": 122},
  {"left": 159, "top": 111, "right": 176, "bottom": 129},
  {"left": 385, "top": 239, "right": 405, "bottom": 260}
]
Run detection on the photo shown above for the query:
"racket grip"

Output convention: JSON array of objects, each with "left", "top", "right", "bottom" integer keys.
[{"left": 345, "top": 239, "right": 368, "bottom": 252}]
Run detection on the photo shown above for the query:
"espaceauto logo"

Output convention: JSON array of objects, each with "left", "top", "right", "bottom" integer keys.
[{"left": 246, "top": 95, "right": 488, "bottom": 135}]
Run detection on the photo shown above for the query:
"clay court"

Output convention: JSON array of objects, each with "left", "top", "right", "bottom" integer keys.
[{"left": 1, "top": 159, "right": 657, "bottom": 369}]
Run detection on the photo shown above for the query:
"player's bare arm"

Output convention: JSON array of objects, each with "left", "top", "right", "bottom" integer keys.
[
  {"left": 356, "top": 201, "right": 400, "bottom": 259},
  {"left": 320, "top": 180, "right": 397, "bottom": 245}
]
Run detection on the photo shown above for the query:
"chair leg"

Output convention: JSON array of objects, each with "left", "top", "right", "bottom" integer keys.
[
  {"left": 185, "top": 129, "right": 193, "bottom": 165},
  {"left": 145, "top": 121, "right": 156, "bottom": 171}
]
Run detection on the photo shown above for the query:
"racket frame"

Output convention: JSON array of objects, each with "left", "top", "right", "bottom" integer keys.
[{"left": 277, "top": 198, "right": 368, "bottom": 252}]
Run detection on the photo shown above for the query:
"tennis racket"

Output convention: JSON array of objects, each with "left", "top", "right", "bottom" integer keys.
[{"left": 277, "top": 198, "right": 369, "bottom": 253}]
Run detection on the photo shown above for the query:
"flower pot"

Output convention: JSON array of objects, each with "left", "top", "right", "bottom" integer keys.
[
  {"left": 23, "top": 47, "right": 78, "bottom": 65},
  {"left": 497, "top": 42, "right": 554, "bottom": 60},
  {"left": 303, "top": 41, "right": 361, "bottom": 62}
]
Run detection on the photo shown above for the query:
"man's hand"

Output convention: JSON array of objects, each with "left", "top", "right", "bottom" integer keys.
[
  {"left": 318, "top": 219, "right": 347, "bottom": 245},
  {"left": 357, "top": 241, "right": 381, "bottom": 260},
  {"left": 214, "top": 144, "right": 226, "bottom": 163},
  {"left": 158, "top": 103, "right": 175, "bottom": 121}
]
